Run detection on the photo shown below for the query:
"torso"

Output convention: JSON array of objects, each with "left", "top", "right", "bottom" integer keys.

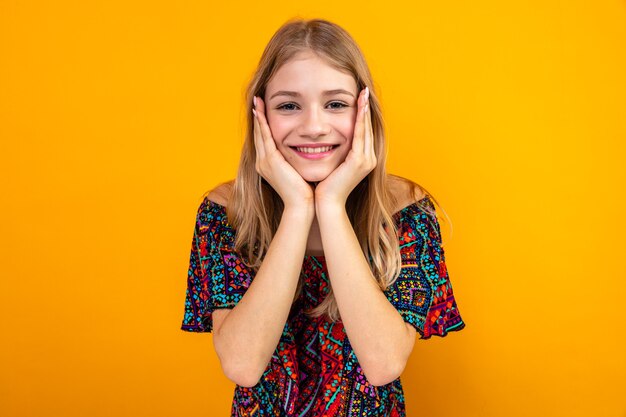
[{"left": 206, "top": 175, "right": 425, "bottom": 257}]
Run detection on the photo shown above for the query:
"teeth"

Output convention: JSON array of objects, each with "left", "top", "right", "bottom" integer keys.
[{"left": 295, "top": 146, "right": 334, "bottom": 154}]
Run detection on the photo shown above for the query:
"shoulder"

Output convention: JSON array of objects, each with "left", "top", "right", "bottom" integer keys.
[
  {"left": 203, "top": 176, "right": 425, "bottom": 212},
  {"left": 387, "top": 175, "right": 441, "bottom": 242},
  {"left": 195, "top": 180, "right": 236, "bottom": 246},
  {"left": 203, "top": 179, "right": 235, "bottom": 208},
  {"left": 386, "top": 174, "right": 427, "bottom": 213}
]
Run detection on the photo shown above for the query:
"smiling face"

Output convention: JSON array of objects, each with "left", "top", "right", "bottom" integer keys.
[{"left": 264, "top": 50, "right": 359, "bottom": 183}]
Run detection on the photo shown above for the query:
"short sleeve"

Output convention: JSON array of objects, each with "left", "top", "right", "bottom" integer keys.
[
  {"left": 384, "top": 198, "right": 466, "bottom": 339},
  {"left": 180, "top": 198, "right": 253, "bottom": 333}
]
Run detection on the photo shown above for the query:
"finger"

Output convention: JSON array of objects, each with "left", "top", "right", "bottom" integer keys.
[
  {"left": 255, "top": 96, "right": 278, "bottom": 152},
  {"left": 353, "top": 88, "right": 367, "bottom": 154},
  {"left": 364, "top": 93, "right": 373, "bottom": 159},
  {"left": 253, "top": 102, "right": 266, "bottom": 160}
]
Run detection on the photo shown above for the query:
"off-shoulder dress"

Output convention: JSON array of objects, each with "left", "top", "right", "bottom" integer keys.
[{"left": 181, "top": 195, "right": 466, "bottom": 416}]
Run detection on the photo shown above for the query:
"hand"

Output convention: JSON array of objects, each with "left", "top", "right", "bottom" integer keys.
[
  {"left": 314, "top": 87, "right": 377, "bottom": 209},
  {"left": 253, "top": 95, "right": 315, "bottom": 211}
]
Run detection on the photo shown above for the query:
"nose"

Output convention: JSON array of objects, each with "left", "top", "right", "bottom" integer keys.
[{"left": 297, "top": 106, "right": 331, "bottom": 138}]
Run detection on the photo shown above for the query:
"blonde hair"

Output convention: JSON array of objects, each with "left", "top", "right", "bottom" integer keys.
[{"left": 218, "top": 18, "right": 448, "bottom": 322}]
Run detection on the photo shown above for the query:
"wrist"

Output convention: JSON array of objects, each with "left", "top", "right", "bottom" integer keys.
[
  {"left": 283, "top": 203, "right": 315, "bottom": 222},
  {"left": 315, "top": 200, "right": 346, "bottom": 218}
]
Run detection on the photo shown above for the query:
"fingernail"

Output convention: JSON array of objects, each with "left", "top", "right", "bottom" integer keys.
[
  {"left": 365, "top": 86, "right": 369, "bottom": 100},
  {"left": 253, "top": 96, "right": 257, "bottom": 108}
]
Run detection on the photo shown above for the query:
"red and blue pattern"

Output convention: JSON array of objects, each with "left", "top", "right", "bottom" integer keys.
[{"left": 181, "top": 195, "right": 465, "bottom": 416}]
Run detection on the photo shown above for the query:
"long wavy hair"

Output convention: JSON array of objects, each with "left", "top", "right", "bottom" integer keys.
[{"left": 214, "top": 18, "right": 449, "bottom": 322}]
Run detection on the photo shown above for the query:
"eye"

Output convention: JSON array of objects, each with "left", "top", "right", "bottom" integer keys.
[
  {"left": 327, "top": 101, "right": 349, "bottom": 110},
  {"left": 274, "top": 101, "right": 350, "bottom": 112},
  {"left": 276, "top": 102, "right": 299, "bottom": 111}
]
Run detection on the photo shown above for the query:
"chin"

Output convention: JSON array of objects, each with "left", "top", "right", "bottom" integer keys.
[{"left": 300, "top": 170, "right": 332, "bottom": 184}]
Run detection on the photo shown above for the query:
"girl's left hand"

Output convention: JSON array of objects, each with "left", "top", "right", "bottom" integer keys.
[{"left": 314, "top": 87, "right": 377, "bottom": 209}]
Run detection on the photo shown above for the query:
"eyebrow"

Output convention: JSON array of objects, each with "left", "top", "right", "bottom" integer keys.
[{"left": 269, "top": 89, "right": 355, "bottom": 100}]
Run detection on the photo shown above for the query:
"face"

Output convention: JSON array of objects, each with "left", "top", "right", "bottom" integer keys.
[{"left": 264, "top": 50, "right": 358, "bottom": 183}]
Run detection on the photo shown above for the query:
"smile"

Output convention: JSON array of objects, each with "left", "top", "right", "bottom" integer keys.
[{"left": 290, "top": 145, "right": 338, "bottom": 159}]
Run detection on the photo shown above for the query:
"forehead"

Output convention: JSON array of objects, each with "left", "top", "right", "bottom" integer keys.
[{"left": 266, "top": 51, "right": 357, "bottom": 94}]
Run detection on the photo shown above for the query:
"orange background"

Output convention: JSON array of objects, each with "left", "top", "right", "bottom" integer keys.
[{"left": 1, "top": 1, "right": 625, "bottom": 416}]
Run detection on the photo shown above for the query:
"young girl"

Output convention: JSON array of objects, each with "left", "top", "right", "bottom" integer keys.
[{"left": 181, "top": 17, "right": 465, "bottom": 416}]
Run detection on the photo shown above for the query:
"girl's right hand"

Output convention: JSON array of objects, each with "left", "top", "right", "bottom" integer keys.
[{"left": 252, "top": 95, "right": 315, "bottom": 211}]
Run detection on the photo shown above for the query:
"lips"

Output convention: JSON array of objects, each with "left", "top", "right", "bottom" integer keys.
[
  {"left": 290, "top": 145, "right": 338, "bottom": 152},
  {"left": 290, "top": 145, "right": 338, "bottom": 159},
  {"left": 289, "top": 144, "right": 339, "bottom": 149}
]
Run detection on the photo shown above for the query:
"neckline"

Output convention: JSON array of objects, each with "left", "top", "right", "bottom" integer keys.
[
  {"left": 206, "top": 195, "right": 430, "bottom": 259},
  {"left": 206, "top": 196, "right": 429, "bottom": 216}
]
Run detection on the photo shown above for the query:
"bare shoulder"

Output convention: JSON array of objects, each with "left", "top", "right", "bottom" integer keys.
[
  {"left": 205, "top": 179, "right": 235, "bottom": 208},
  {"left": 387, "top": 174, "right": 426, "bottom": 212}
]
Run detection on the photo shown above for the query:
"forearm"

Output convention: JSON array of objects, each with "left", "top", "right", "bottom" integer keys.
[
  {"left": 317, "top": 204, "right": 413, "bottom": 386},
  {"left": 214, "top": 205, "right": 314, "bottom": 385}
]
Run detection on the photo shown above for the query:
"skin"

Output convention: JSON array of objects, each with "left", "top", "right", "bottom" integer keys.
[
  {"left": 264, "top": 50, "right": 359, "bottom": 186},
  {"left": 253, "top": 49, "right": 376, "bottom": 252},
  {"left": 249, "top": 49, "right": 417, "bottom": 386}
]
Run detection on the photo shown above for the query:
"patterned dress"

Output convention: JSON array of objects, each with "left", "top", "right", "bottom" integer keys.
[{"left": 181, "top": 195, "right": 465, "bottom": 416}]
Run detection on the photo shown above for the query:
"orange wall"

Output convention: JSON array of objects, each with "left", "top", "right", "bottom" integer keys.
[{"left": 1, "top": 1, "right": 625, "bottom": 416}]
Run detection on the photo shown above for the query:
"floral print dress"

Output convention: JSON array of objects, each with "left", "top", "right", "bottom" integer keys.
[{"left": 181, "top": 195, "right": 465, "bottom": 416}]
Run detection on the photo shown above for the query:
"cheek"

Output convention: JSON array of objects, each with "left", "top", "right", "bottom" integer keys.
[
  {"left": 266, "top": 115, "right": 292, "bottom": 144},
  {"left": 337, "top": 114, "right": 356, "bottom": 142}
]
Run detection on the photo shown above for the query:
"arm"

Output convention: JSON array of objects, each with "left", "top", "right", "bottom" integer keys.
[
  {"left": 316, "top": 203, "right": 416, "bottom": 386},
  {"left": 312, "top": 87, "right": 416, "bottom": 386},
  {"left": 213, "top": 94, "right": 318, "bottom": 388},
  {"left": 214, "top": 204, "right": 314, "bottom": 387}
]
